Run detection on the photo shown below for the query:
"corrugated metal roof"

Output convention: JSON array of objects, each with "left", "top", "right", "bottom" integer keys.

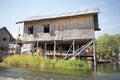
[{"left": 16, "top": 8, "right": 100, "bottom": 24}]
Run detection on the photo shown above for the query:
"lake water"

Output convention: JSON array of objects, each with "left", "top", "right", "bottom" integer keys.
[{"left": 0, "top": 62, "right": 120, "bottom": 80}]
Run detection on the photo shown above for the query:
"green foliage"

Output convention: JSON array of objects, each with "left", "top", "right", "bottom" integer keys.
[
  {"left": 96, "top": 34, "right": 120, "bottom": 59},
  {"left": 56, "top": 60, "right": 89, "bottom": 70},
  {"left": 3, "top": 54, "right": 89, "bottom": 70}
]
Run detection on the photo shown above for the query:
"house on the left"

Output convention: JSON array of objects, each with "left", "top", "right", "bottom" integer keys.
[{"left": 0, "top": 27, "right": 14, "bottom": 51}]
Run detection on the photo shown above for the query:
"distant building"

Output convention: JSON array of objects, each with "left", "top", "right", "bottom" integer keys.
[
  {"left": 0, "top": 27, "right": 14, "bottom": 50},
  {"left": 17, "top": 8, "right": 100, "bottom": 55}
]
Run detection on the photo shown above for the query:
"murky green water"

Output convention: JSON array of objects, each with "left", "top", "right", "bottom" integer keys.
[{"left": 0, "top": 62, "right": 120, "bottom": 80}]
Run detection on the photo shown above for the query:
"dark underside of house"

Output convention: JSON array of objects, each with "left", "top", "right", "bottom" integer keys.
[
  {"left": 32, "top": 38, "right": 93, "bottom": 54},
  {"left": 31, "top": 38, "right": 94, "bottom": 60}
]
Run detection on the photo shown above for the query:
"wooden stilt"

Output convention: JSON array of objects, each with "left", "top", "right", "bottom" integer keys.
[
  {"left": 45, "top": 42, "right": 47, "bottom": 58},
  {"left": 73, "top": 40, "right": 75, "bottom": 57},
  {"left": 15, "top": 41, "right": 17, "bottom": 54},
  {"left": 54, "top": 40, "right": 56, "bottom": 60},
  {"left": 93, "top": 38, "right": 97, "bottom": 74},
  {"left": 36, "top": 41, "right": 39, "bottom": 52},
  {"left": 93, "top": 38, "right": 96, "bottom": 67}
]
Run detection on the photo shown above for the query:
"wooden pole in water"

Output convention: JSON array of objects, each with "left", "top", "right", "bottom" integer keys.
[
  {"left": 93, "top": 38, "right": 97, "bottom": 75},
  {"left": 93, "top": 38, "right": 96, "bottom": 67}
]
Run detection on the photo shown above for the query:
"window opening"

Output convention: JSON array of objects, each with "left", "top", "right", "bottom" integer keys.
[
  {"left": 3, "top": 38, "right": 6, "bottom": 41},
  {"left": 28, "top": 26, "right": 34, "bottom": 34},
  {"left": 43, "top": 24, "right": 50, "bottom": 33}
]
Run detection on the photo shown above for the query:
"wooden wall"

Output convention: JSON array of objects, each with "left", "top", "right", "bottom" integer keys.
[
  {"left": 23, "top": 14, "right": 95, "bottom": 41},
  {"left": 0, "top": 29, "right": 11, "bottom": 49}
]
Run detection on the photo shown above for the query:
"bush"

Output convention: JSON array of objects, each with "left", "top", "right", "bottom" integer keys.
[{"left": 56, "top": 60, "right": 89, "bottom": 70}]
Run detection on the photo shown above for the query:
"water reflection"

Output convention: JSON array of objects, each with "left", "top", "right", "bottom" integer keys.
[
  {"left": 0, "top": 65, "right": 95, "bottom": 80},
  {"left": 111, "top": 61, "right": 120, "bottom": 72},
  {"left": 97, "top": 62, "right": 120, "bottom": 73},
  {"left": 119, "top": 61, "right": 120, "bottom": 69},
  {"left": 0, "top": 62, "right": 120, "bottom": 80},
  {"left": 96, "top": 62, "right": 120, "bottom": 80}
]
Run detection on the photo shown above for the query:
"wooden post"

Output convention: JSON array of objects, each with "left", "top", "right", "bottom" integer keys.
[
  {"left": 54, "top": 40, "right": 56, "bottom": 60},
  {"left": 15, "top": 26, "right": 20, "bottom": 54},
  {"left": 93, "top": 38, "right": 97, "bottom": 75},
  {"left": 15, "top": 40, "right": 17, "bottom": 54},
  {"left": 36, "top": 41, "right": 39, "bottom": 52},
  {"left": 73, "top": 40, "right": 75, "bottom": 57},
  {"left": 93, "top": 38, "right": 96, "bottom": 67},
  {"left": 45, "top": 42, "right": 47, "bottom": 58}
]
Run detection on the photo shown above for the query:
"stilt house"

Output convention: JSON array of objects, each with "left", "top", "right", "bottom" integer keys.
[{"left": 17, "top": 9, "right": 100, "bottom": 56}]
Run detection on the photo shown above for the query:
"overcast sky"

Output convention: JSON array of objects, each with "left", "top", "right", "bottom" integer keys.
[{"left": 0, "top": 0, "right": 120, "bottom": 38}]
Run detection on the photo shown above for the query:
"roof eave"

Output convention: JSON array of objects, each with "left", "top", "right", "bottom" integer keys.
[
  {"left": 16, "top": 8, "right": 100, "bottom": 24},
  {"left": 16, "top": 13, "right": 100, "bottom": 24}
]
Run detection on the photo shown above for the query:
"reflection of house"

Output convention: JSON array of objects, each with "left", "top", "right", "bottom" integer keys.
[
  {"left": 0, "top": 27, "right": 14, "bottom": 50},
  {"left": 17, "top": 9, "right": 100, "bottom": 56}
]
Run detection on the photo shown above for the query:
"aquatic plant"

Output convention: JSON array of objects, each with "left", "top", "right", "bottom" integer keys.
[
  {"left": 3, "top": 54, "right": 90, "bottom": 70},
  {"left": 56, "top": 59, "right": 89, "bottom": 70}
]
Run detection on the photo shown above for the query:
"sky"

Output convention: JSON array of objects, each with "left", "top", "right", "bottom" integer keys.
[{"left": 0, "top": 0, "right": 120, "bottom": 39}]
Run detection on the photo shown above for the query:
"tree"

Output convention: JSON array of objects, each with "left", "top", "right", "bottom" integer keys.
[
  {"left": 112, "top": 34, "right": 120, "bottom": 56},
  {"left": 96, "top": 34, "right": 120, "bottom": 60}
]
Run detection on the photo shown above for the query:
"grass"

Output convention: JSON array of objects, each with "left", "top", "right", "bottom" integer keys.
[
  {"left": 56, "top": 59, "right": 89, "bottom": 70},
  {"left": 2, "top": 54, "right": 90, "bottom": 70}
]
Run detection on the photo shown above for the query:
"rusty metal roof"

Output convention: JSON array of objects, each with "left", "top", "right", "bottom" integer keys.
[{"left": 16, "top": 8, "right": 100, "bottom": 24}]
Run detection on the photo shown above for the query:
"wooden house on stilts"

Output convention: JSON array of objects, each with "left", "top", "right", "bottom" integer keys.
[
  {"left": 0, "top": 27, "right": 14, "bottom": 61},
  {"left": 17, "top": 8, "right": 100, "bottom": 66}
]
